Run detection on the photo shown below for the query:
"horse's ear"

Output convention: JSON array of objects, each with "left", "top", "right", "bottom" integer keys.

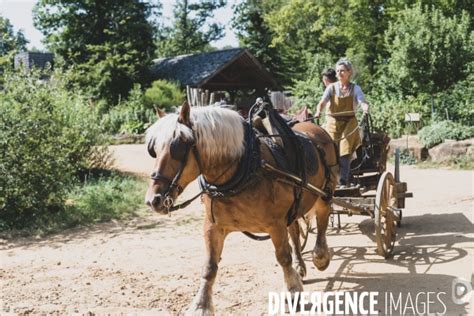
[
  {"left": 154, "top": 106, "right": 166, "bottom": 119},
  {"left": 178, "top": 101, "right": 191, "bottom": 126}
]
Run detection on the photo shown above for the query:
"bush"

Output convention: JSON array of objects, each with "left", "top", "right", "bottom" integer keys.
[
  {"left": 0, "top": 171, "right": 146, "bottom": 235},
  {"left": 101, "top": 84, "right": 157, "bottom": 134},
  {"left": 433, "top": 70, "right": 474, "bottom": 126},
  {"left": 0, "top": 69, "right": 108, "bottom": 228},
  {"left": 384, "top": 5, "right": 473, "bottom": 95},
  {"left": 367, "top": 93, "right": 431, "bottom": 138},
  {"left": 417, "top": 120, "right": 474, "bottom": 148},
  {"left": 144, "top": 80, "right": 185, "bottom": 112},
  {"left": 291, "top": 52, "right": 335, "bottom": 111}
]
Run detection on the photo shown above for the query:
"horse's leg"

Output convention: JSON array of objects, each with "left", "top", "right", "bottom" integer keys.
[
  {"left": 312, "top": 199, "right": 332, "bottom": 270},
  {"left": 288, "top": 221, "right": 307, "bottom": 278},
  {"left": 187, "top": 219, "right": 226, "bottom": 316},
  {"left": 270, "top": 225, "right": 304, "bottom": 293}
]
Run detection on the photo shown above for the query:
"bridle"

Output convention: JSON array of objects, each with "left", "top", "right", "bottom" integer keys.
[{"left": 149, "top": 136, "right": 203, "bottom": 211}]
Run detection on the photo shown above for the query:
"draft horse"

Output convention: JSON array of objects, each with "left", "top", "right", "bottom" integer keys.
[{"left": 145, "top": 102, "right": 338, "bottom": 314}]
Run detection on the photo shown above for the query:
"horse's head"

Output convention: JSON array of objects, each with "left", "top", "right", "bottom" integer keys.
[{"left": 145, "top": 102, "right": 201, "bottom": 214}]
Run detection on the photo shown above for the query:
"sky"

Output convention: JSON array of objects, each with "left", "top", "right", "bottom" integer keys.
[{"left": 0, "top": 0, "right": 240, "bottom": 51}]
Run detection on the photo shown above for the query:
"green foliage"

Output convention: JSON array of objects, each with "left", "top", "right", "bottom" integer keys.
[
  {"left": 290, "top": 52, "right": 335, "bottom": 110},
  {"left": 232, "top": 0, "right": 285, "bottom": 84},
  {"left": 0, "top": 15, "right": 28, "bottom": 56},
  {"left": 65, "top": 172, "right": 145, "bottom": 226},
  {"left": 417, "top": 120, "right": 474, "bottom": 148},
  {"left": 102, "top": 80, "right": 183, "bottom": 134},
  {"left": 156, "top": 0, "right": 226, "bottom": 57},
  {"left": 433, "top": 70, "right": 474, "bottom": 126},
  {"left": 102, "top": 85, "right": 156, "bottom": 134},
  {"left": 399, "top": 149, "right": 418, "bottom": 165},
  {"left": 367, "top": 93, "right": 431, "bottom": 138},
  {"left": 144, "top": 80, "right": 185, "bottom": 111},
  {"left": 0, "top": 69, "right": 108, "bottom": 228},
  {"left": 384, "top": 4, "right": 473, "bottom": 95},
  {"left": 265, "top": 0, "right": 392, "bottom": 88},
  {"left": 33, "top": 0, "right": 158, "bottom": 103},
  {"left": 0, "top": 15, "right": 29, "bottom": 85},
  {"left": 0, "top": 171, "right": 146, "bottom": 235}
]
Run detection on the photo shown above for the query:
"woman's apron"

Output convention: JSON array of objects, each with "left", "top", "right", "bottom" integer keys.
[{"left": 324, "top": 84, "right": 361, "bottom": 157}]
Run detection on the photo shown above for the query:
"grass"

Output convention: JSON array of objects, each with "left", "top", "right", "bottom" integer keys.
[
  {"left": 416, "top": 156, "right": 474, "bottom": 170},
  {"left": 0, "top": 170, "right": 147, "bottom": 238}
]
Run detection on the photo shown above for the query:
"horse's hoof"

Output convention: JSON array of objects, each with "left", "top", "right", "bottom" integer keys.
[
  {"left": 296, "top": 264, "right": 307, "bottom": 278},
  {"left": 312, "top": 249, "right": 332, "bottom": 271}
]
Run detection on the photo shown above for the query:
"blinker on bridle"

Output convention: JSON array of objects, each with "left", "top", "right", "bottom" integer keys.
[{"left": 150, "top": 136, "right": 203, "bottom": 211}]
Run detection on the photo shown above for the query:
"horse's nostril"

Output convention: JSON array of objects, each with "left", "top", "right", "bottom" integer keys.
[
  {"left": 146, "top": 200, "right": 152, "bottom": 207},
  {"left": 152, "top": 195, "right": 162, "bottom": 208}
]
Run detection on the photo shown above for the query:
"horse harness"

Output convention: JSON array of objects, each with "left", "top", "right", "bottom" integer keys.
[{"left": 148, "top": 104, "right": 335, "bottom": 240}]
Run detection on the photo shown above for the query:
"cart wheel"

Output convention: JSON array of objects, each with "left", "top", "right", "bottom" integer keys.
[
  {"left": 375, "top": 171, "right": 398, "bottom": 258},
  {"left": 297, "top": 216, "right": 311, "bottom": 251},
  {"left": 394, "top": 149, "right": 402, "bottom": 227}
]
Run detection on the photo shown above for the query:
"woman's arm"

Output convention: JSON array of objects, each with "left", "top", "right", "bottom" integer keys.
[
  {"left": 315, "top": 85, "right": 332, "bottom": 118},
  {"left": 354, "top": 85, "right": 369, "bottom": 113},
  {"left": 315, "top": 99, "right": 327, "bottom": 118}
]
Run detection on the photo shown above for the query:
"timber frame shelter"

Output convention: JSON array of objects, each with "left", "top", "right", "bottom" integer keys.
[{"left": 150, "top": 48, "right": 280, "bottom": 105}]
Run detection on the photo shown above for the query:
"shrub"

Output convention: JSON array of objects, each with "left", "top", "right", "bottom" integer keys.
[
  {"left": 384, "top": 5, "right": 473, "bottom": 95},
  {"left": 367, "top": 93, "right": 431, "bottom": 138},
  {"left": 433, "top": 70, "right": 474, "bottom": 126},
  {"left": 417, "top": 120, "right": 474, "bottom": 148},
  {"left": 101, "top": 84, "right": 157, "bottom": 134},
  {"left": 144, "top": 80, "right": 185, "bottom": 112},
  {"left": 0, "top": 69, "right": 108, "bottom": 228}
]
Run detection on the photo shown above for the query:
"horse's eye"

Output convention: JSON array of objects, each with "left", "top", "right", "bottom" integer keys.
[{"left": 170, "top": 139, "right": 188, "bottom": 160}]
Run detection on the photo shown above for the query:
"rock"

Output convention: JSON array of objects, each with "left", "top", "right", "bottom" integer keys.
[
  {"left": 428, "top": 138, "right": 474, "bottom": 162},
  {"left": 389, "top": 135, "right": 429, "bottom": 161}
]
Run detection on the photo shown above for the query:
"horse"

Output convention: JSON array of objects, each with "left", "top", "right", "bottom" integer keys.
[{"left": 145, "top": 101, "right": 338, "bottom": 314}]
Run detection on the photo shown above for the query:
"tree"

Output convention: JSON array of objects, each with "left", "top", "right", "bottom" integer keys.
[
  {"left": 0, "top": 16, "right": 28, "bottom": 83},
  {"left": 384, "top": 4, "right": 473, "bottom": 96},
  {"left": 156, "top": 0, "right": 226, "bottom": 57},
  {"left": 265, "top": 0, "right": 399, "bottom": 90},
  {"left": 33, "top": 0, "right": 159, "bottom": 104},
  {"left": 232, "top": 0, "right": 286, "bottom": 84},
  {"left": 1, "top": 16, "right": 28, "bottom": 56}
]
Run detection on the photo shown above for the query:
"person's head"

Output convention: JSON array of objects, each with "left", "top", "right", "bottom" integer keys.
[
  {"left": 321, "top": 68, "right": 337, "bottom": 87},
  {"left": 335, "top": 58, "right": 353, "bottom": 84}
]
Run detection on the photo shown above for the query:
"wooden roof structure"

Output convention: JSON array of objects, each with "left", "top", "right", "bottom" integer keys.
[
  {"left": 14, "top": 52, "right": 54, "bottom": 71},
  {"left": 150, "top": 48, "right": 279, "bottom": 91}
]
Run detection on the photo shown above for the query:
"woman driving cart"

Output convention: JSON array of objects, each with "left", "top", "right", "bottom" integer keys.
[{"left": 315, "top": 58, "right": 370, "bottom": 188}]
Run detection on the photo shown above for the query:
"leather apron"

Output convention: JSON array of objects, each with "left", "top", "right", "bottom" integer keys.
[{"left": 324, "top": 84, "right": 361, "bottom": 156}]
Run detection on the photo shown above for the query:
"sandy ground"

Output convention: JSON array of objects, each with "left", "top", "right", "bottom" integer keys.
[{"left": 1, "top": 144, "right": 473, "bottom": 315}]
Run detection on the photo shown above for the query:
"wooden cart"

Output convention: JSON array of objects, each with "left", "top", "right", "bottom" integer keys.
[{"left": 298, "top": 117, "right": 413, "bottom": 258}]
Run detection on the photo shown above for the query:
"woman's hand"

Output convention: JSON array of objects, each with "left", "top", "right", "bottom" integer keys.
[{"left": 361, "top": 102, "right": 369, "bottom": 114}]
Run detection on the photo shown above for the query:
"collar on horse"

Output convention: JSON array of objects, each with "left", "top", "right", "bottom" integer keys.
[{"left": 198, "top": 120, "right": 260, "bottom": 197}]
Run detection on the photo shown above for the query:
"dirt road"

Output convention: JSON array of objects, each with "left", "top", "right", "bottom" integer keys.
[{"left": 1, "top": 144, "right": 473, "bottom": 315}]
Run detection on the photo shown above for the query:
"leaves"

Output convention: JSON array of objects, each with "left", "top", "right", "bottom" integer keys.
[
  {"left": 33, "top": 0, "right": 158, "bottom": 103},
  {"left": 155, "top": 0, "right": 226, "bottom": 57}
]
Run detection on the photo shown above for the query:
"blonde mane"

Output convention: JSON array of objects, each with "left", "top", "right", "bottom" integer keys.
[{"left": 146, "top": 106, "right": 245, "bottom": 164}]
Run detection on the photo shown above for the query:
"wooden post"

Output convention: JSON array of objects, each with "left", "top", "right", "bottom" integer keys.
[
  {"left": 210, "top": 92, "right": 215, "bottom": 105},
  {"left": 186, "top": 86, "right": 192, "bottom": 106}
]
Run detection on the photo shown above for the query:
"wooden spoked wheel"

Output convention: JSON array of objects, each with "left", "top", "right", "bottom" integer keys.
[
  {"left": 375, "top": 171, "right": 398, "bottom": 258},
  {"left": 297, "top": 216, "right": 311, "bottom": 251}
]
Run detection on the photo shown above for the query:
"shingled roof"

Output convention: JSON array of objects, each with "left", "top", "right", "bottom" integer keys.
[
  {"left": 150, "top": 48, "right": 279, "bottom": 91},
  {"left": 14, "top": 52, "right": 54, "bottom": 71}
]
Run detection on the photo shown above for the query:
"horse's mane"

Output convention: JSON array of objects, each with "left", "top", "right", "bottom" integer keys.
[{"left": 146, "top": 106, "right": 245, "bottom": 164}]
